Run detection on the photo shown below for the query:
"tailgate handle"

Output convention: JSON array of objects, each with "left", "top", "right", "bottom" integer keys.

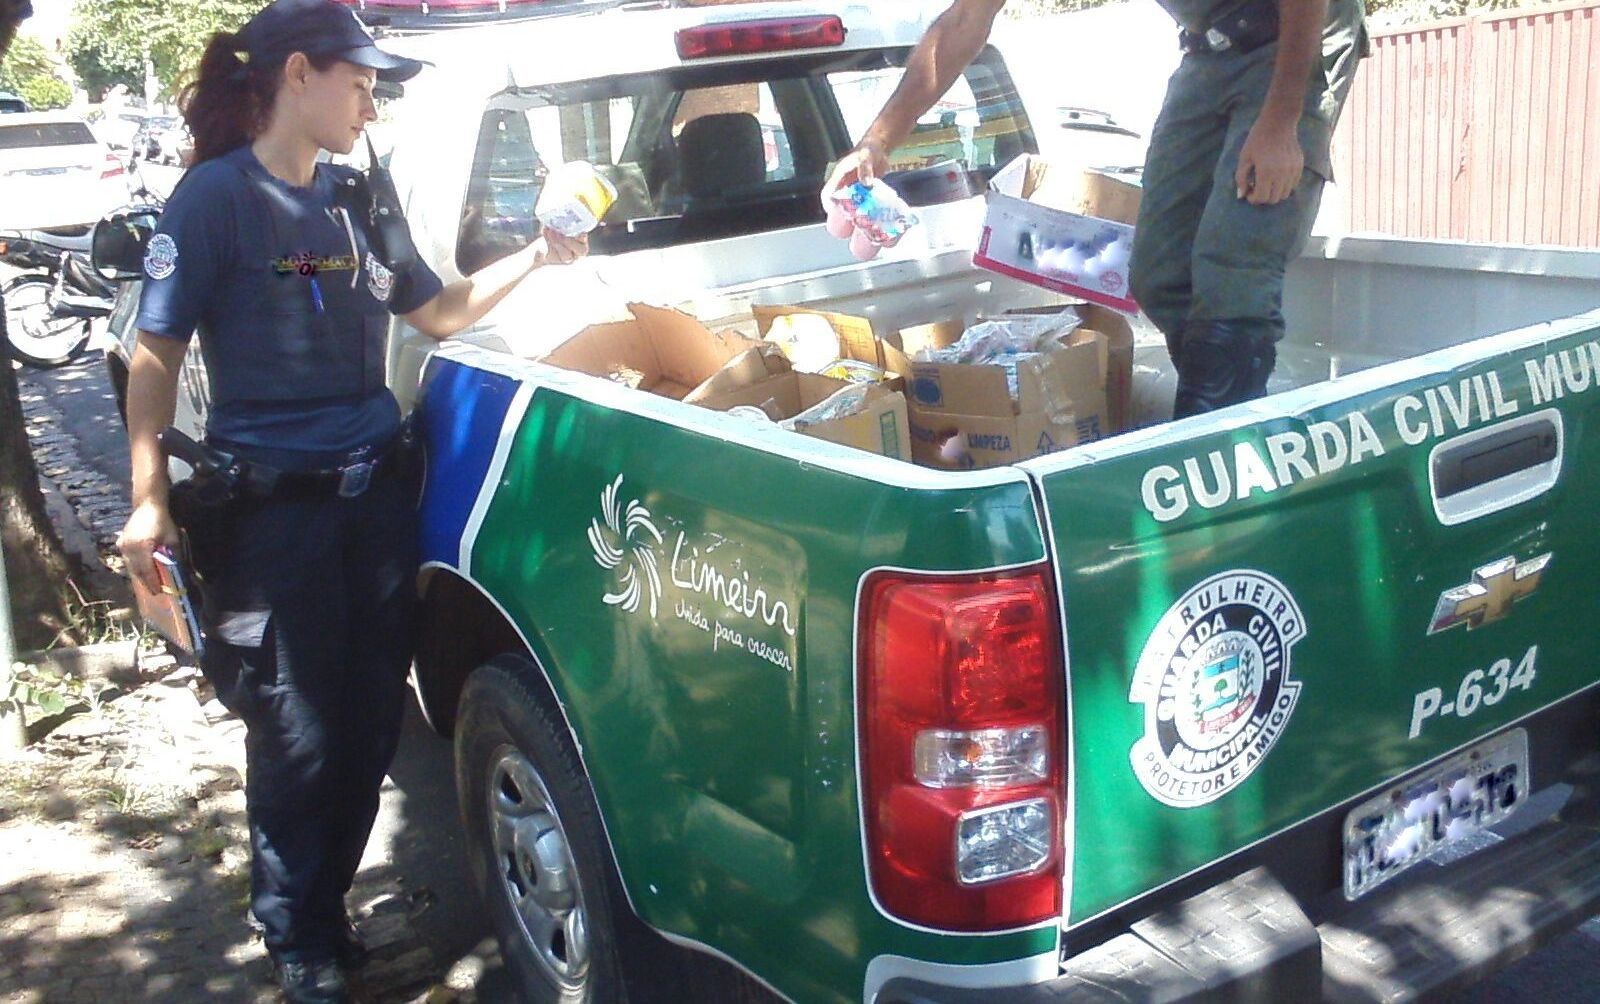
[{"left": 1429, "top": 410, "right": 1563, "bottom": 526}]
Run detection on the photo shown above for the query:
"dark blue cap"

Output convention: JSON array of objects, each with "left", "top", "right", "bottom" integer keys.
[{"left": 239, "top": 0, "right": 423, "bottom": 82}]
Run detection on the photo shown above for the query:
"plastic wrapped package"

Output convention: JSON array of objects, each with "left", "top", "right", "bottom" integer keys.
[
  {"left": 820, "top": 359, "right": 890, "bottom": 384},
  {"left": 536, "top": 161, "right": 619, "bottom": 237},
  {"left": 914, "top": 315, "right": 1082, "bottom": 400},
  {"left": 781, "top": 383, "right": 874, "bottom": 432},
  {"left": 764, "top": 313, "right": 842, "bottom": 372},
  {"left": 824, "top": 179, "right": 921, "bottom": 261},
  {"left": 726, "top": 404, "right": 777, "bottom": 423}
]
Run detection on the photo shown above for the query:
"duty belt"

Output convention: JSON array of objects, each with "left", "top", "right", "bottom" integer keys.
[
  {"left": 1178, "top": 0, "right": 1280, "bottom": 53},
  {"left": 266, "top": 437, "right": 406, "bottom": 501},
  {"left": 161, "top": 427, "right": 410, "bottom": 503}
]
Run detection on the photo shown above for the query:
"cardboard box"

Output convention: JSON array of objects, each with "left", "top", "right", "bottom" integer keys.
[
  {"left": 697, "top": 371, "right": 913, "bottom": 461},
  {"left": 543, "top": 302, "right": 757, "bottom": 399},
  {"left": 991, "top": 154, "right": 1143, "bottom": 224},
  {"left": 906, "top": 348, "right": 1081, "bottom": 470},
  {"left": 898, "top": 319, "right": 965, "bottom": 358},
  {"left": 974, "top": 155, "right": 1139, "bottom": 314},
  {"left": 752, "top": 305, "right": 914, "bottom": 386},
  {"left": 1002, "top": 302, "right": 1135, "bottom": 436},
  {"left": 682, "top": 343, "right": 793, "bottom": 405}
]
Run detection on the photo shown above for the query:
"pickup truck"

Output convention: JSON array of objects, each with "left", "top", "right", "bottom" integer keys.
[{"left": 98, "top": 1, "right": 1600, "bottom": 1001}]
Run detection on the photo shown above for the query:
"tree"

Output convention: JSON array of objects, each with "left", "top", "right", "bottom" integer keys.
[
  {"left": 66, "top": 0, "right": 260, "bottom": 102},
  {"left": 0, "top": 33, "right": 70, "bottom": 109},
  {"left": 0, "top": 363, "right": 82, "bottom": 650}
]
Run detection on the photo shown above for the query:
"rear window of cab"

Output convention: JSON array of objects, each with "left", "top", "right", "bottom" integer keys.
[{"left": 456, "top": 46, "right": 1037, "bottom": 273}]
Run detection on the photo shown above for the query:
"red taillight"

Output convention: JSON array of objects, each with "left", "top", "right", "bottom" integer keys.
[
  {"left": 675, "top": 16, "right": 846, "bottom": 60},
  {"left": 101, "top": 154, "right": 124, "bottom": 180},
  {"left": 859, "top": 565, "right": 1065, "bottom": 931}
]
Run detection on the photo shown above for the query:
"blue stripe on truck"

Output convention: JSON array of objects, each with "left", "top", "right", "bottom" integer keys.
[{"left": 416, "top": 357, "right": 522, "bottom": 568}]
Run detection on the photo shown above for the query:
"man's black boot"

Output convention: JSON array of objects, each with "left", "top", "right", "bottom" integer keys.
[
  {"left": 1171, "top": 319, "right": 1277, "bottom": 419},
  {"left": 272, "top": 954, "right": 351, "bottom": 1004}
]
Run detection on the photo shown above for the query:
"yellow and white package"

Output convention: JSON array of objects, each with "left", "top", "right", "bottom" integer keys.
[{"left": 536, "top": 161, "right": 619, "bottom": 237}]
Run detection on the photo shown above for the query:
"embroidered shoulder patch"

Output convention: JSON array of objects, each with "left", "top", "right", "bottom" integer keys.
[{"left": 143, "top": 234, "right": 179, "bottom": 281}]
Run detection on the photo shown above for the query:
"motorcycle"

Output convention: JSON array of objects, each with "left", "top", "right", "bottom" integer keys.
[
  {"left": 0, "top": 227, "right": 117, "bottom": 369},
  {"left": 1, "top": 174, "right": 166, "bottom": 369}
]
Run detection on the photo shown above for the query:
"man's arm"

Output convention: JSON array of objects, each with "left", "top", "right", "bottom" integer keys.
[
  {"left": 1235, "top": 0, "right": 1329, "bottom": 205},
  {"left": 822, "top": 0, "right": 1007, "bottom": 197}
]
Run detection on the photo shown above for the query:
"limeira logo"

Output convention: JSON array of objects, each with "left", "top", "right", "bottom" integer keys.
[
  {"left": 587, "top": 475, "right": 663, "bottom": 618},
  {"left": 1128, "top": 570, "right": 1306, "bottom": 808}
]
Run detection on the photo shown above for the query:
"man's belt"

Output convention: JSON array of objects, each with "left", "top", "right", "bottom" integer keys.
[{"left": 1179, "top": 0, "right": 1280, "bottom": 53}]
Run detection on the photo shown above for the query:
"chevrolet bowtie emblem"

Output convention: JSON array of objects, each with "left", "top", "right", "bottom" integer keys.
[{"left": 1428, "top": 553, "right": 1552, "bottom": 635}]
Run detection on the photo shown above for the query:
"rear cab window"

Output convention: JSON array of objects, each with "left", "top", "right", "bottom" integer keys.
[{"left": 456, "top": 46, "right": 1036, "bottom": 273}]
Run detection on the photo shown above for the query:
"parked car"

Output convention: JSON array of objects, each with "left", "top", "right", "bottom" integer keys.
[
  {"left": 0, "top": 113, "right": 128, "bottom": 230},
  {"left": 105, "top": 2, "right": 1600, "bottom": 1001},
  {"left": 0, "top": 91, "right": 29, "bottom": 114}
]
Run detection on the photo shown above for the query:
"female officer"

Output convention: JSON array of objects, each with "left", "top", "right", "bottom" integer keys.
[{"left": 115, "top": 2, "right": 587, "bottom": 1000}]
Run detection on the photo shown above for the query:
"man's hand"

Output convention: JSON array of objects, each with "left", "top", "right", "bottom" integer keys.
[
  {"left": 118, "top": 501, "right": 180, "bottom": 595},
  {"left": 1235, "top": 118, "right": 1304, "bottom": 205},
  {"left": 823, "top": 138, "right": 889, "bottom": 200}
]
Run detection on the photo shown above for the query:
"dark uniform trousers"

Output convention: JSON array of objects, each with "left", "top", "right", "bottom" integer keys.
[
  {"left": 1130, "top": 9, "right": 1364, "bottom": 415},
  {"left": 198, "top": 470, "right": 418, "bottom": 960}
]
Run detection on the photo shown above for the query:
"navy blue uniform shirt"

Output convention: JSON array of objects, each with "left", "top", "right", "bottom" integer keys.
[{"left": 137, "top": 145, "right": 442, "bottom": 462}]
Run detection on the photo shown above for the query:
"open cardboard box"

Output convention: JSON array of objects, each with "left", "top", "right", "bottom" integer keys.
[
  {"left": 542, "top": 302, "right": 758, "bottom": 400},
  {"left": 974, "top": 154, "right": 1141, "bottom": 314},
  {"left": 1001, "top": 302, "right": 1135, "bottom": 436},
  {"left": 906, "top": 346, "right": 1082, "bottom": 470},
  {"left": 695, "top": 368, "right": 912, "bottom": 461},
  {"left": 752, "top": 305, "right": 914, "bottom": 389}
]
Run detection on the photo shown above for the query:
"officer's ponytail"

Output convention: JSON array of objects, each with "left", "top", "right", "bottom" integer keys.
[{"left": 180, "top": 30, "right": 336, "bottom": 167}]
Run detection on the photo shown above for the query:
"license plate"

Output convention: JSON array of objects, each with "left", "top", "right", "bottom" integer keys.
[{"left": 1342, "top": 728, "right": 1528, "bottom": 900}]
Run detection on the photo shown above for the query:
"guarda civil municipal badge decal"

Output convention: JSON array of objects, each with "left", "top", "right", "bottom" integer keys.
[{"left": 1128, "top": 570, "right": 1306, "bottom": 808}]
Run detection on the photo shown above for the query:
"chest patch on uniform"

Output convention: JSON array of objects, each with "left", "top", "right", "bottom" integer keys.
[
  {"left": 366, "top": 252, "right": 394, "bottom": 303},
  {"left": 144, "top": 234, "right": 179, "bottom": 281}
]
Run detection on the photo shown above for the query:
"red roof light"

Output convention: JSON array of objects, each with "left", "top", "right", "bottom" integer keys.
[{"left": 675, "top": 16, "right": 846, "bottom": 60}]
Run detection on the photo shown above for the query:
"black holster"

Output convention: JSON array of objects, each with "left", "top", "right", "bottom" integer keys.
[{"left": 167, "top": 475, "right": 240, "bottom": 582}]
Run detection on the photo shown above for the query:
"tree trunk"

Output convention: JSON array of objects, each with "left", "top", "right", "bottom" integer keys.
[{"left": 0, "top": 334, "right": 79, "bottom": 652}]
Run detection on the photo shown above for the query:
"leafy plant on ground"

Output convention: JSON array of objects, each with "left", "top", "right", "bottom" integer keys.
[{"left": 1, "top": 660, "right": 89, "bottom": 718}]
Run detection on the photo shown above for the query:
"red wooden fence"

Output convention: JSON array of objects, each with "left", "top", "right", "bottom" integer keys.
[{"left": 1332, "top": 0, "right": 1600, "bottom": 247}]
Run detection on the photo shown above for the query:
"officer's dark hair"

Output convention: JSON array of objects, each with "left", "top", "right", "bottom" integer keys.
[{"left": 181, "top": 31, "right": 339, "bottom": 166}]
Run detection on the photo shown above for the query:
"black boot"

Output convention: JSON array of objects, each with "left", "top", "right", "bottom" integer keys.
[
  {"left": 272, "top": 954, "right": 351, "bottom": 1004},
  {"left": 333, "top": 916, "right": 370, "bottom": 971},
  {"left": 1172, "top": 319, "right": 1277, "bottom": 419}
]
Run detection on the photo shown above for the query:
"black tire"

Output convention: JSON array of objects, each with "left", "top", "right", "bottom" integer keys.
[
  {"left": 2, "top": 274, "right": 91, "bottom": 369},
  {"left": 455, "top": 655, "right": 684, "bottom": 1003}
]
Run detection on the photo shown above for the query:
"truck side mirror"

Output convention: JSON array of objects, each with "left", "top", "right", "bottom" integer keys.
[{"left": 91, "top": 209, "right": 161, "bottom": 282}]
